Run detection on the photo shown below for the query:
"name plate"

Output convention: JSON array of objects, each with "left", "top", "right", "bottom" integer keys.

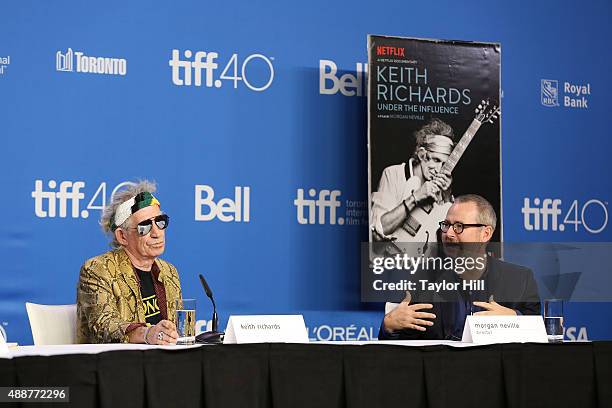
[
  {"left": 223, "top": 315, "right": 309, "bottom": 344},
  {"left": 461, "top": 315, "right": 548, "bottom": 344}
]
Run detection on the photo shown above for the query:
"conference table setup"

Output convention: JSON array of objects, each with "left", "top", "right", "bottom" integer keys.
[
  {"left": 2, "top": 1, "right": 612, "bottom": 408},
  {"left": 1, "top": 340, "right": 611, "bottom": 407}
]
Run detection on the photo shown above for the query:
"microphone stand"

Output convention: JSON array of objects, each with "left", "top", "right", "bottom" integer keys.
[{"left": 195, "top": 274, "right": 224, "bottom": 344}]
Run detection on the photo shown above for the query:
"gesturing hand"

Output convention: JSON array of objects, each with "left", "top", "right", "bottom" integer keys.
[
  {"left": 384, "top": 302, "right": 436, "bottom": 333},
  {"left": 473, "top": 301, "right": 517, "bottom": 316}
]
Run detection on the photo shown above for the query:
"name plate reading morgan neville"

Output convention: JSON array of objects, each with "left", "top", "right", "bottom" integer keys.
[
  {"left": 461, "top": 315, "right": 548, "bottom": 344},
  {"left": 223, "top": 315, "right": 309, "bottom": 344}
]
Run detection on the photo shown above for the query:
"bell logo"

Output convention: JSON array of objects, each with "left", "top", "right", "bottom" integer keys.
[
  {"left": 195, "top": 185, "right": 250, "bottom": 222},
  {"left": 319, "top": 59, "right": 367, "bottom": 96}
]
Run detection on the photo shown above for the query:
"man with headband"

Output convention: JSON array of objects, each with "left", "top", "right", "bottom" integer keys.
[
  {"left": 371, "top": 118, "right": 454, "bottom": 244},
  {"left": 76, "top": 180, "right": 182, "bottom": 344}
]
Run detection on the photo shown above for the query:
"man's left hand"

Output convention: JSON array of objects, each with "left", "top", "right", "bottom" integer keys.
[{"left": 472, "top": 300, "right": 517, "bottom": 316}]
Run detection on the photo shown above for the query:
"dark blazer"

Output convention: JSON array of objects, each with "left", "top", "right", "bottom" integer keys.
[{"left": 378, "top": 256, "right": 541, "bottom": 340}]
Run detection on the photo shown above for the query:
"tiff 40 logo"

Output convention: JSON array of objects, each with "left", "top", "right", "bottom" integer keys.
[
  {"left": 169, "top": 49, "right": 274, "bottom": 91},
  {"left": 31, "top": 180, "right": 134, "bottom": 218},
  {"left": 522, "top": 197, "right": 608, "bottom": 234}
]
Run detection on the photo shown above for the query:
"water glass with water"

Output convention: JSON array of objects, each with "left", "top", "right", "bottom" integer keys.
[
  {"left": 176, "top": 299, "right": 196, "bottom": 345},
  {"left": 544, "top": 299, "right": 564, "bottom": 343}
]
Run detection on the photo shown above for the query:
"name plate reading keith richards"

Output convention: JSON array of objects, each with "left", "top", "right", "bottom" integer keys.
[
  {"left": 223, "top": 315, "right": 309, "bottom": 344},
  {"left": 461, "top": 315, "right": 548, "bottom": 344}
]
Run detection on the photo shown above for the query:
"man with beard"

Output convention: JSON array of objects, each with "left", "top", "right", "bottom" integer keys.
[{"left": 378, "top": 194, "right": 541, "bottom": 340}]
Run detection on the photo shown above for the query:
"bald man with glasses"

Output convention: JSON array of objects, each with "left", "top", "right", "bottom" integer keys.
[
  {"left": 379, "top": 194, "right": 541, "bottom": 340},
  {"left": 77, "top": 181, "right": 182, "bottom": 344}
]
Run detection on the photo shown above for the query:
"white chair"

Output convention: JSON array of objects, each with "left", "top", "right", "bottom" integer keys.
[{"left": 25, "top": 302, "right": 77, "bottom": 345}]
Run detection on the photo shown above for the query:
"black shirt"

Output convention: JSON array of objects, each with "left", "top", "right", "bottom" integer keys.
[{"left": 135, "top": 268, "right": 162, "bottom": 326}]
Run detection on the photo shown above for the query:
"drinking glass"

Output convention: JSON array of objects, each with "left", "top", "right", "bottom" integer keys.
[
  {"left": 544, "top": 299, "right": 564, "bottom": 343},
  {"left": 175, "top": 299, "right": 196, "bottom": 345}
]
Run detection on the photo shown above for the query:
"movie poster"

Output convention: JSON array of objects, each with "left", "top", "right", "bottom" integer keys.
[{"left": 367, "top": 35, "right": 502, "bottom": 251}]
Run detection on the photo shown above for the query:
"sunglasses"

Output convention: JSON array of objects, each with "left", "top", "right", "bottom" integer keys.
[{"left": 130, "top": 214, "right": 170, "bottom": 236}]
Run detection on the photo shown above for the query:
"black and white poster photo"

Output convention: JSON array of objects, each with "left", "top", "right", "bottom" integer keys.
[{"left": 368, "top": 35, "right": 502, "bottom": 249}]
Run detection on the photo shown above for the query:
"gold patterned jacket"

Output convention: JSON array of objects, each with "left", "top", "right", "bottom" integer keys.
[{"left": 76, "top": 248, "right": 182, "bottom": 343}]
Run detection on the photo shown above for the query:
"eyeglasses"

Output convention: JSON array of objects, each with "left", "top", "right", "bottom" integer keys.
[
  {"left": 130, "top": 214, "right": 170, "bottom": 236},
  {"left": 439, "top": 220, "right": 486, "bottom": 234}
]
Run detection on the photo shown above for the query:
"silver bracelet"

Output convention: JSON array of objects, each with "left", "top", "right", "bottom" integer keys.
[{"left": 143, "top": 326, "right": 152, "bottom": 345}]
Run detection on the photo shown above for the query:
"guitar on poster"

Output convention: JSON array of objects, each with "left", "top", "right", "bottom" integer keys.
[{"left": 371, "top": 100, "right": 500, "bottom": 256}]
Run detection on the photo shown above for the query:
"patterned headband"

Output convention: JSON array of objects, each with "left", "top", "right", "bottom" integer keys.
[
  {"left": 110, "top": 192, "right": 160, "bottom": 231},
  {"left": 423, "top": 134, "right": 454, "bottom": 156}
]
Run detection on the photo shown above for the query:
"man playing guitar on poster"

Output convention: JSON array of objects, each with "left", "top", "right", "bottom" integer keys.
[
  {"left": 370, "top": 101, "right": 500, "bottom": 251},
  {"left": 371, "top": 118, "right": 454, "bottom": 247}
]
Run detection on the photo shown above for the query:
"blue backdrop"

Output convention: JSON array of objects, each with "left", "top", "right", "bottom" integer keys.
[{"left": 1, "top": 0, "right": 611, "bottom": 345}]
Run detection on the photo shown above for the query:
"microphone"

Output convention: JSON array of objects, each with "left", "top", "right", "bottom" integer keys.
[
  {"left": 199, "top": 274, "right": 218, "bottom": 332},
  {"left": 195, "top": 274, "right": 224, "bottom": 343}
]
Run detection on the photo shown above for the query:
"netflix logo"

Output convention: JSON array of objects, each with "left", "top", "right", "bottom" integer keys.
[{"left": 376, "top": 46, "right": 405, "bottom": 57}]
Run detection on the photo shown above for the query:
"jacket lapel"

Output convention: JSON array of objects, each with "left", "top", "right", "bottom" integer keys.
[{"left": 116, "top": 248, "right": 146, "bottom": 322}]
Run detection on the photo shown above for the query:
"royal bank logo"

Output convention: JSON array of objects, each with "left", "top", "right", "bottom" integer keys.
[
  {"left": 541, "top": 79, "right": 559, "bottom": 107},
  {"left": 0, "top": 55, "right": 10, "bottom": 76},
  {"left": 56, "top": 48, "right": 127, "bottom": 76},
  {"left": 541, "top": 78, "right": 591, "bottom": 109}
]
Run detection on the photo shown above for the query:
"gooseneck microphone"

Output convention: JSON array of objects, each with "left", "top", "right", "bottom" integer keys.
[
  {"left": 196, "top": 274, "right": 224, "bottom": 343},
  {"left": 199, "top": 274, "right": 218, "bottom": 332}
]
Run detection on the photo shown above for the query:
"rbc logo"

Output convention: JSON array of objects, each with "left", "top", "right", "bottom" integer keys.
[
  {"left": 194, "top": 185, "right": 250, "bottom": 222},
  {"left": 541, "top": 79, "right": 559, "bottom": 107},
  {"left": 294, "top": 188, "right": 343, "bottom": 225}
]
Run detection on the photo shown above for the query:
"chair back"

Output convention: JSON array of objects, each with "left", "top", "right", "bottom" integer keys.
[{"left": 25, "top": 302, "right": 77, "bottom": 345}]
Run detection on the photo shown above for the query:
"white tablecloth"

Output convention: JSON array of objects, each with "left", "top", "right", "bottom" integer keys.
[{"left": 2, "top": 340, "right": 480, "bottom": 358}]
